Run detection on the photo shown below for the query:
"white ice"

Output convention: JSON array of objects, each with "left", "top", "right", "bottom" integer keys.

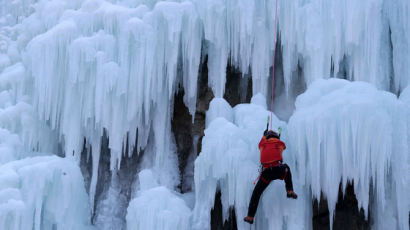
[
  {"left": 0, "top": 155, "right": 93, "bottom": 230},
  {"left": 193, "top": 95, "right": 309, "bottom": 230},
  {"left": 193, "top": 79, "right": 409, "bottom": 230},
  {"left": 279, "top": 0, "right": 410, "bottom": 93},
  {"left": 288, "top": 79, "right": 409, "bottom": 230},
  {"left": 126, "top": 169, "right": 191, "bottom": 230},
  {"left": 0, "top": 0, "right": 408, "bottom": 229},
  {"left": 6, "top": 0, "right": 407, "bottom": 193}
]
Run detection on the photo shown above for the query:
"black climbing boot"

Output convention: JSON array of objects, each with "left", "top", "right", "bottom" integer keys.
[
  {"left": 287, "top": 190, "right": 298, "bottom": 199},
  {"left": 244, "top": 216, "right": 254, "bottom": 224}
]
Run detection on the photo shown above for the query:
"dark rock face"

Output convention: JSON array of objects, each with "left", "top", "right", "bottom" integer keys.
[
  {"left": 79, "top": 131, "right": 112, "bottom": 224},
  {"left": 193, "top": 54, "right": 215, "bottom": 156},
  {"left": 172, "top": 89, "right": 194, "bottom": 192},
  {"left": 171, "top": 52, "right": 255, "bottom": 226},
  {"left": 313, "top": 183, "right": 370, "bottom": 230},
  {"left": 269, "top": 37, "right": 306, "bottom": 121},
  {"left": 172, "top": 53, "right": 214, "bottom": 193},
  {"left": 224, "top": 63, "right": 252, "bottom": 107},
  {"left": 79, "top": 130, "right": 141, "bottom": 230},
  {"left": 211, "top": 190, "right": 238, "bottom": 230},
  {"left": 80, "top": 138, "right": 92, "bottom": 194}
]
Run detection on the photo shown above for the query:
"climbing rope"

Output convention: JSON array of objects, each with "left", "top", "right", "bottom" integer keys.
[{"left": 270, "top": 0, "right": 279, "bottom": 130}]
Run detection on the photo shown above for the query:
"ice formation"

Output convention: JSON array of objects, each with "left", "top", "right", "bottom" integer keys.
[
  {"left": 126, "top": 169, "right": 191, "bottom": 230},
  {"left": 10, "top": 0, "right": 409, "bottom": 184},
  {"left": 193, "top": 95, "right": 310, "bottom": 230},
  {"left": 0, "top": 156, "right": 93, "bottom": 230},
  {"left": 401, "top": 86, "right": 410, "bottom": 104},
  {"left": 0, "top": 0, "right": 408, "bottom": 229},
  {"left": 194, "top": 80, "right": 409, "bottom": 230},
  {"left": 279, "top": 0, "right": 410, "bottom": 93},
  {"left": 288, "top": 79, "right": 409, "bottom": 230},
  {"left": 0, "top": 62, "right": 57, "bottom": 162}
]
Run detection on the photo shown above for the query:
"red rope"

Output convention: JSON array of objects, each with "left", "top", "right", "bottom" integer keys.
[{"left": 270, "top": 0, "right": 278, "bottom": 130}]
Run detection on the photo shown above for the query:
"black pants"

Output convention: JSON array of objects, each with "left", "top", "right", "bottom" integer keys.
[{"left": 247, "top": 163, "right": 294, "bottom": 217}]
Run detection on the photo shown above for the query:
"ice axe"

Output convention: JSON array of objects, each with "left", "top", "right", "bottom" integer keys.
[
  {"left": 266, "top": 116, "right": 283, "bottom": 138},
  {"left": 264, "top": 116, "right": 269, "bottom": 136},
  {"left": 278, "top": 126, "right": 282, "bottom": 139},
  {"left": 266, "top": 116, "right": 269, "bottom": 131}
]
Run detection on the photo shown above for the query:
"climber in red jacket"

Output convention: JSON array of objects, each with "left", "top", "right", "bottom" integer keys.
[{"left": 244, "top": 130, "right": 297, "bottom": 224}]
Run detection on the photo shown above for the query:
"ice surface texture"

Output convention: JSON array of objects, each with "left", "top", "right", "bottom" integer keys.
[
  {"left": 280, "top": 0, "right": 410, "bottom": 93},
  {"left": 0, "top": 156, "right": 93, "bottom": 230},
  {"left": 288, "top": 79, "right": 409, "bottom": 230},
  {"left": 0, "top": 0, "right": 408, "bottom": 229},
  {"left": 194, "top": 80, "right": 409, "bottom": 230},
  {"left": 193, "top": 95, "right": 309, "bottom": 230},
  {"left": 126, "top": 169, "right": 191, "bottom": 230},
  {"left": 11, "top": 0, "right": 409, "bottom": 188}
]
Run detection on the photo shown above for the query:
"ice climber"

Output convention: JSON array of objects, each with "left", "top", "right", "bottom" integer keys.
[{"left": 244, "top": 130, "right": 297, "bottom": 224}]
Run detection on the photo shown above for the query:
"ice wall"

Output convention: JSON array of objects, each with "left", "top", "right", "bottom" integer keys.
[
  {"left": 287, "top": 79, "right": 409, "bottom": 229},
  {"left": 193, "top": 95, "right": 310, "bottom": 230},
  {"left": 396, "top": 86, "right": 410, "bottom": 230},
  {"left": 400, "top": 86, "right": 410, "bottom": 104},
  {"left": 0, "top": 0, "right": 409, "bottom": 229},
  {"left": 13, "top": 0, "right": 407, "bottom": 174},
  {"left": 25, "top": 0, "right": 200, "bottom": 162},
  {"left": 0, "top": 156, "right": 93, "bottom": 230},
  {"left": 0, "top": 51, "right": 57, "bottom": 163},
  {"left": 21, "top": 0, "right": 203, "bottom": 206},
  {"left": 194, "top": 80, "right": 409, "bottom": 230},
  {"left": 2, "top": 0, "right": 407, "bottom": 186},
  {"left": 279, "top": 0, "right": 410, "bottom": 93}
]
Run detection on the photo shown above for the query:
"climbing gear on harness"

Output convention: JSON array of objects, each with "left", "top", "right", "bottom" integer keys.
[{"left": 262, "top": 160, "right": 282, "bottom": 169}]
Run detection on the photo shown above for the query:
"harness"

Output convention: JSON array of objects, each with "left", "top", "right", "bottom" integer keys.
[
  {"left": 253, "top": 160, "right": 286, "bottom": 184},
  {"left": 262, "top": 160, "right": 282, "bottom": 169}
]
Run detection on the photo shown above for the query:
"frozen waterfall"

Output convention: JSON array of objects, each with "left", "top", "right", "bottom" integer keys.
[{"left": 0, "top": 0, "right": 408, "bottom": 229}]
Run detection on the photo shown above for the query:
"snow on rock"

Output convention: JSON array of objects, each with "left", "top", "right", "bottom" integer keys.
[
  {"left": 288, "top": 79, "right": 409, "bottom": 229},
  {"left": 126, "top": 169, "right": 191, "bottom": 230},
  {"left": 0, "top": 155, "right": 93, "bottom": 230},
  {"left": 193, "top": 96, "right": 308, "bottom": 230}
]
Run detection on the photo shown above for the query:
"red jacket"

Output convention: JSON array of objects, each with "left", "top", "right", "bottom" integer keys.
[{"left": 259, "top": 136, "right": 286, "bottom": 165}]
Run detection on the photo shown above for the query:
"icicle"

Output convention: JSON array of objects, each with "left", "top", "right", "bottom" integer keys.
[{"left": 288, "top": 79, "right": 409, "bottom": 230}]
